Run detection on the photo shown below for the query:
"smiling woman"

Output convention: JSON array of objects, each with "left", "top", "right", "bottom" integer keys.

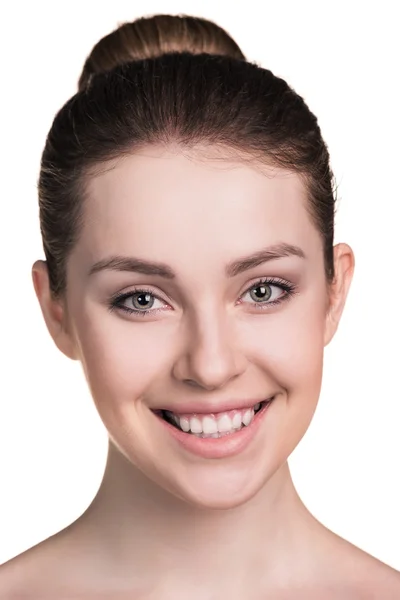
[{"left": 1, "top": 12, "right": 399, "bottom": 599}]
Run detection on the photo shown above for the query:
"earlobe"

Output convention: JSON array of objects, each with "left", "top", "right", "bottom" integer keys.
[
  {"left": 31, "top": 260, "right": 78, "bottom": 360},
  {"left": 324, "top": 243, "right": 355, "bottom": 346}
]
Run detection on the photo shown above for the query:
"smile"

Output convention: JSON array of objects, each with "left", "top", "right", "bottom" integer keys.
[
  {"left": 152, "top": 397, "right": 275, "bottom": 459},
  {"left": 161, "top": 401, "right": 268, "bottom": 438}
]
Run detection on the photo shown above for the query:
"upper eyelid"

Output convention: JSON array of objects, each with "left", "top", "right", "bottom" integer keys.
[{"left": 111, "top": 286, "right": 166, "bottom": 303}]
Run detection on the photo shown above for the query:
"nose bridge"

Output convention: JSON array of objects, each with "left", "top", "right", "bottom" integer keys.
[{"left": 172, "top": 298, "right": 246, "bottom": 390}]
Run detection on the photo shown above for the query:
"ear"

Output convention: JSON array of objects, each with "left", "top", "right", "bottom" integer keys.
[
  {"left": 324, "top": 243, "right": 355, "bottom": 346},
  {"left": 32, "top": 260, "right": 78, "bottom": 360}
]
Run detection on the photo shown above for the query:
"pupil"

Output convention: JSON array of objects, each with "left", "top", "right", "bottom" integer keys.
[
  {"left": 134, "top": 293, "right": 153, "bottom": 309},
  {"left": 251, "top": 285, "right": 271, "bottom": 302}
]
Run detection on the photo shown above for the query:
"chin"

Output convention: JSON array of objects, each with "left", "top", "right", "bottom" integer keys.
[{"left": 167, "top": 461, "right": 276, "bottom": 510}]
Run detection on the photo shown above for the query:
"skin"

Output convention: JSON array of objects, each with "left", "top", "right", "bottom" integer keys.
[{"left": 1, "top": 145, "right": 399, "bottom": 599}]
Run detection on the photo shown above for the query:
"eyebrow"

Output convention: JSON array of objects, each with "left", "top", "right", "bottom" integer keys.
[
  {"left": 88, "top": 243, "right": 305, "bottom": 279},
  {"left": 226, "top": 243, "right": 305, "bottom": 277}
]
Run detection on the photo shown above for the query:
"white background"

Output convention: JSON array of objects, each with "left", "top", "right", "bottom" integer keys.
[{"left": 0, "top": 0, "right": 399, "bottom": 570}]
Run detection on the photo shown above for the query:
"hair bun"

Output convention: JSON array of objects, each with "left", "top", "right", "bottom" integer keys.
[{"left": 78, "top": 14, "right": 245, "bottom": 92}]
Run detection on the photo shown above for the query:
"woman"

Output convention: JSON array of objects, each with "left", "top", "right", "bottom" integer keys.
[{"left": 1, "top": 14, "right": 399, "bottom": 599}]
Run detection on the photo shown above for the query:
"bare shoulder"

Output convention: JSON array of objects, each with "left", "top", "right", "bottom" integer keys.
[
  {"left": 358, "top": 553, "right": 400, "bottom": 598},
  {"left": 366, "top": 555, "right": 400, "bottom": 596},
  {"left": 0, "top": 526, "right": 138, "bottom": 600},
  {"left": 0, "top": 539, "right": 58, "bottom": 599},
  {"left": 0, "top": 543, "right": 48, "bottom": 598},
  {"left": 0, "top": 526, "right": 87, "bottom": 599},
  {"left": 323, "top": 532, "right": 400, "bottom": 599}
]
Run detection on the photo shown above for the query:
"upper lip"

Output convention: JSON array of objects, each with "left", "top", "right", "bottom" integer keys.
[{"left": 153, "top": 396, "right": 275, "bottom": 415}]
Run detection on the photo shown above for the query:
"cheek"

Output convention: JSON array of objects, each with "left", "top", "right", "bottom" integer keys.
[
  {"left": 242, "top": 295, "right": 327, "bottom": 394},
  {"left": 73, "top": 310, "right": 175, "bottom": 406}
]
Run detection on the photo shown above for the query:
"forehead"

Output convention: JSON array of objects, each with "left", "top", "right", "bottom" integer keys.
[{"left": 79, "top": 146, "right": 320, "bottom": 268}]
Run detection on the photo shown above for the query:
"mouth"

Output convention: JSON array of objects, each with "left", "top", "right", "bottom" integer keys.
[
  {"left": 154, "top": 398, "right": 274, "bottom": 439},
  {"left": 152, "top": 397, "right": 275, "bottom": 459}
]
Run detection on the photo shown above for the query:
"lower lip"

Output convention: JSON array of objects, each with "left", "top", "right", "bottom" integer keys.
[{"left": 153, "top": 399, "right": 274, "bottom": 459}]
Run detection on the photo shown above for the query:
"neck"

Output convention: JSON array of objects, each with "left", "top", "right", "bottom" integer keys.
[{"left": 67, "top": 440, "right": 319, "bottom": 594}]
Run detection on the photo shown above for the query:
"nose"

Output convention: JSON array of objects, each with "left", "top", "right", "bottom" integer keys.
[{"left": 171, "top": 307, "right": 247, "bottom": 391}]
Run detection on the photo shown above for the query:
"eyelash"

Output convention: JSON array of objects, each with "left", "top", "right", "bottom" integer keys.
[{"left": 108, "top": 277, "right": 298, "bottom": 317}]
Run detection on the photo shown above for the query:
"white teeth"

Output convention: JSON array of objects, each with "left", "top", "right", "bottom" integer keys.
[
  {"left": 179, "top": 417, "right": 190, "bottom": 432},
  {"left": 217, "top": 414, "right": 233, "bottom": 433},
  {"left": 242, "top": 409, "right": 254, "bottom": 426},
  {"left": 189, "top": 417, "right": 203, "bottom": 433},
  {"left": 232, "top": 413, "right": 242, "bottom": 429},
  {"left": 166, "top": 402, "right": 267, "bottom": 435},
  {"left": 202, "top": 416, "right": 219, "bottom": 434}
]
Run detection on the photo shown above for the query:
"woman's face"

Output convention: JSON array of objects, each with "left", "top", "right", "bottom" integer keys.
[{"left": 51, "top": 146, "right": 350, "bottom": 508}]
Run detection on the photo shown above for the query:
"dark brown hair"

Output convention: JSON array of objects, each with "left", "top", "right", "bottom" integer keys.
[
  {"left": 78, "top": 15, "right": 245, "bottom": 92},
  {"left": 39, "top": 14, "right": 336, "bottom": 298}
]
